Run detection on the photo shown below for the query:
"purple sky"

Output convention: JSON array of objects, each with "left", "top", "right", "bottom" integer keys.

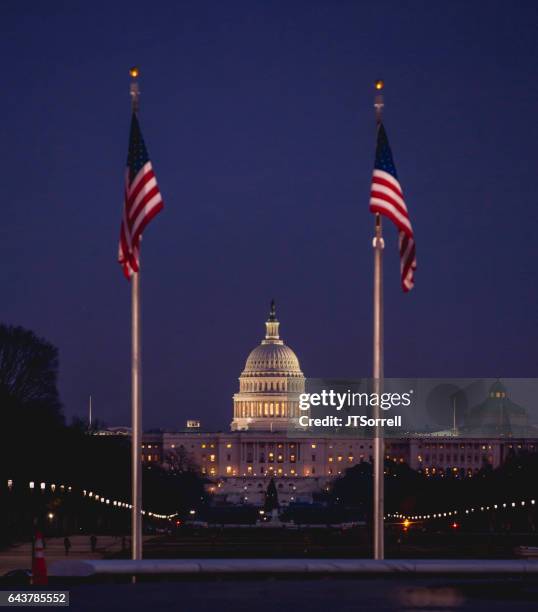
[{"left": 1, "top": 1, "right": 537, "bottom": 431}]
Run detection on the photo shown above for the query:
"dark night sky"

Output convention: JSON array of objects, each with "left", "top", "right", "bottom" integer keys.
[{"left": 1, "top": 1, "right": 537, "bottom": 431}]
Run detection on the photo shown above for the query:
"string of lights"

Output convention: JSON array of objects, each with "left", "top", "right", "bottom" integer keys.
[
  {"left": 385, "top": 498, "right": 536, "bottom": 523},
  {"left": 5, "top": 479, "right": 175, "bottom": 521}
]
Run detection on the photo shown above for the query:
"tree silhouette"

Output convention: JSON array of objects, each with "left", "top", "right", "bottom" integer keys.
[
  {"left": 164, "top": 446, "right": 198, "bottom": 474},
  {"left": 0, "top": 324, "right": 64, "bottom": 483},
  {"left": 264, "top": 478, "right": 279, "bottom": 512},
  {"left": 0, "top": 324, "right": 63, "bottom": 429}
]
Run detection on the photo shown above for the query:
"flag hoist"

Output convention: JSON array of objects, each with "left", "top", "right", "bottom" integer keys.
[
  {"left": 369, "top": 80, "right": 416, "bottom": 560},
  {"left": 118, "top": 67, "right": 164, "bottom": 560}
]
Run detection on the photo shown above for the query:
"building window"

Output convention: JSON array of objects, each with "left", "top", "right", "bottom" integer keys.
[
  {"left": 226, "top": 443, "right": 232, "bottom": 448},
  {"left": 209, "top": 454, "right": 216, "bottom": 462},
  {"left": 226, "top": 466, "right": 232, "bottom": 474},
  {"left": 311, "top": 443, "right": 317, "bottom": 449}
]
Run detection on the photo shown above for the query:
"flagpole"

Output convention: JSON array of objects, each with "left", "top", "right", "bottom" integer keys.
[
  {"left": 129, "top": 66, "right": 143, "bottom": 562},
  {"left": 372, "top": 79, "right": 385, "bottom": 560}
]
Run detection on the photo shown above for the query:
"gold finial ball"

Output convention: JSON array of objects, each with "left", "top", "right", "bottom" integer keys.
[
  {"left": 375, "top": 79, "right": 384, "bottom": 90},
  {"left": 129, "top": 66, "right": 140, "bottom": 79}
]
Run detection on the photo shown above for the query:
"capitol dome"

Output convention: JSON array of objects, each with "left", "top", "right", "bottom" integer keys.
[
  {"left": 243, "top": 339, "right": 302, "bottom": 376},
  {"left": 231, "top": 301, "right": 305, "bottom": 432}
]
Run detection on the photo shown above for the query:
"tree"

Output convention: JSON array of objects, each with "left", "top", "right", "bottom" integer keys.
[
  {"left": 164, "top": 446, "right": 198, "bottom": 474},
  {"left": 0, "top": 324, "right": 63, "bottom": 429},
  {"left": 264, "top": 478, "right": 279, "bottom": 512},
  {"left": 0, "top": 324, "right": 64, "bottom": 482}
]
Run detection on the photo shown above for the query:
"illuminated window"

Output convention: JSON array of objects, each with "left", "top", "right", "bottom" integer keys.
[
  {"left": 247, "top": 466, "right": 253, "bottom": 474},
  {"left": 209, "top": 454, "right": 216, "bottom": 462},
  {"left": 209, "top": 467, "right": 216, "bottom": 476},
  {"left": 337, "top": 456, "right": 343, "bottom": 462},
  {"left": 201, "top": 443, "right": 207, "bottom": 449},
  {"left": 290, "top": 454, "right": 296, "bottom": 462},
  {"left": 226, "top": 443, "right": 232, "bottom": 448},
  {"left": 328, "top": 456, "right": 333, "bottom": 463},
  {"left": 226, "top": 466, "right": 232, "bottom": 474},
  {"left": 290, "top": 469, "right": 296, "bottom": 475},
  {"left": 311, "top": 443, "right": 317, "bottom": 449}
]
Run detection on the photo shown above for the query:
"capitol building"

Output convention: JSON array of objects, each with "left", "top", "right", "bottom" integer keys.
[{"left": 141, "top": 303, "right": 537, "bottom": 506}]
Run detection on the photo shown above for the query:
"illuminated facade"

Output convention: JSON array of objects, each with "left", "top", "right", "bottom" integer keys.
[{"left": 138, "top": 305, "right": 536, "bottom": 506}]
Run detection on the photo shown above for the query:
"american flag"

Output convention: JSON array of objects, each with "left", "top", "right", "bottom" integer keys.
[
  {"left": 369, "top": 124, "right": 416, "bottom": 292},
  {"left": 118, "top": 113, "right": 164, "bottom": 278}
]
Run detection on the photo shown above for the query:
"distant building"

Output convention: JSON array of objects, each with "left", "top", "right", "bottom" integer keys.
[{"left": 134, "top": 304, "right": 537, "bottom": 506}]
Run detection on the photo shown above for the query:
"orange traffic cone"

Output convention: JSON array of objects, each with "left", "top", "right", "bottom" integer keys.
[{"left": 32, "top": 530, "right": 48, "bottom": 585}]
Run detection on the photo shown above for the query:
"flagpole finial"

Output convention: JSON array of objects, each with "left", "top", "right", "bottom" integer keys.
[
  {"left": 129, "top": 66, "right": 140, "bottom": 113},
  {"left": 374, "top": 79, "right": 384, "bottom": 124}
]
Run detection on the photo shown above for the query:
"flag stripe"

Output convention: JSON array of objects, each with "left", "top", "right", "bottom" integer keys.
[{"left": 370, "top": 198, "right": 413, "bottom": 235}]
